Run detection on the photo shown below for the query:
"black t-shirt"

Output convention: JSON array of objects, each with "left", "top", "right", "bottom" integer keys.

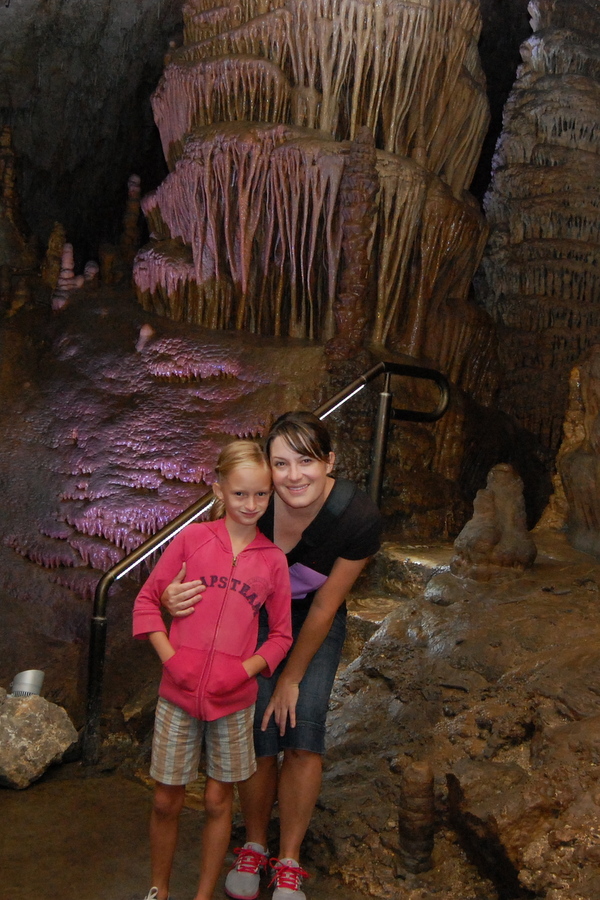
[{"left": 259, "top": 478, "right": 382, "bottom": 611}]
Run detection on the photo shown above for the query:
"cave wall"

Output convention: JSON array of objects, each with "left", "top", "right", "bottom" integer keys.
[{"left": 0, "top": 0, "right": 185, "bottom": 258}]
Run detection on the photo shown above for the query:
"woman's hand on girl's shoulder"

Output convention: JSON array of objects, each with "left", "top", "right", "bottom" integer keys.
[
  {"left": 261, "top": 677, "right": 300, "bottom": 735},
  {"left": 160, "top": 562, "right": 206, "bottom": 617}
]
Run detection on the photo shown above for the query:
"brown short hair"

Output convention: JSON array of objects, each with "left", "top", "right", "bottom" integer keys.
[{"left": 264, "top": 411, "right": 332, "bottom": 462}]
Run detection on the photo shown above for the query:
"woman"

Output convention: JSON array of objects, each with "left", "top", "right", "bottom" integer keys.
[{"left": 162, "top": 412, "right": 382, "bottom": 900}]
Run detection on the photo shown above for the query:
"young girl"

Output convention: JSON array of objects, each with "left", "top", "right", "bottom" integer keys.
[{"left": 132, "top": 440, "right": 292, "bottom": 900}]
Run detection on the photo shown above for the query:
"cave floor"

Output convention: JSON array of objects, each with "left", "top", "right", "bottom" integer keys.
[{"left": 1, "top": 762, "right": 371, "bottom": 900}]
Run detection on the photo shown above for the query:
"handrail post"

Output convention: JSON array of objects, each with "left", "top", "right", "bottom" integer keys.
[
  {"left": 82, "top": 571, "right": 113, "bottom": 764},
  {"left": 368, "top": 371, "right": 393, "bottom": 506},
  {"left": 82, "top": 615, "right": 108, "bottom": 764}
]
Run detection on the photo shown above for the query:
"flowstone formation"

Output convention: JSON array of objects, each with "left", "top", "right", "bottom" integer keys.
[
  {"left": 0, "top": 288, "right": 328, "bottom": 721},
  {"left": 134, "top": 0, "right": 494, "bottom": 399},
  {"left": 477, "top": 0, "right": 600, "bottom": 453}
]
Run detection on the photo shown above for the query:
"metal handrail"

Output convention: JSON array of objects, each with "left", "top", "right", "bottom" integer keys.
[{"left": 82, "top": 359, "right": 450, "bottom": 762}]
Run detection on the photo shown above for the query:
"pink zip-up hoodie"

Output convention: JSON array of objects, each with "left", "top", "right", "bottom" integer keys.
[{"left": 133, "top": 517, "right": 292, "bottom": 721}]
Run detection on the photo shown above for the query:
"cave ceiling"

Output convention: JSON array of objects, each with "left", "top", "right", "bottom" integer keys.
[{"left": 0, "top": 0, "right": 531, "bottom": 257}]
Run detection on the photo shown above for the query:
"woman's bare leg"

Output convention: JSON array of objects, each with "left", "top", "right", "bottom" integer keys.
[{"left": 277, "top": 749, "right": 322, "bottom": 862}]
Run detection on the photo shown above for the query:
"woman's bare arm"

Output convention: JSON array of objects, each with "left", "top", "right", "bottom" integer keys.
[
  {"left": 160, "top": 561, "right": 206, "bottom": 617},
  {"left": 261, "top": 555, "right": 369, "bottom": 733}
]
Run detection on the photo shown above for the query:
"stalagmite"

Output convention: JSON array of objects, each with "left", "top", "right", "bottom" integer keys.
[
  {"left": 0, "top": 127, "right": 37, "bottom": 273},
  {"left": 51, "top": 243, "right": 84, "bottom": 312},
  {"left": 42, "top": 223, "right": 67, "bottom": 290},
  {"left": 135, "top": 323, "right": 155, "bottom": 352},
  {"left": 397, "top": 760, "right": 435, "bottom": 874},
  {"left": 0, "top": 126, "right": 18, "bottom": 226},
  {"left": 83, "top": 261, "right": 100, "bottom": 285},
  {"left": 552, "top": 347, "right": 600, "bottom": 558},
  {"left": 120, "top": 174, "right": 142, "bottom": 266},
  {"left": 451, "top": 463, "right": 537, "bottom": 580}
]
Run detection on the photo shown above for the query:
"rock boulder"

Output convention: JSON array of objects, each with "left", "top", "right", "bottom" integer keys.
[{"left": 0, "top": 687, "right": 78, "bottom": 789}]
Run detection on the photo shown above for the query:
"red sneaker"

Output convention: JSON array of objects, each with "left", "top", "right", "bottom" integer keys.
[
  {"left": 269, "top": 857, "right": 311, "bottom": 900},
  {"left": 225, "top": 843, "right": 269, "bottom": 900}
]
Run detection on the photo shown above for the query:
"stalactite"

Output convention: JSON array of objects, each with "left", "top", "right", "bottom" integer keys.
[
  {"left": 137, "top": 128, "right": 347, "bottom": 338},
  {"left": 180, "top": 9, "right": 292, "bottom": 73},
  {"left": 401, "top": 182, "right": 488, "bottom": 362},
  {"left": 371, "top": 153, "right": 429, "bottom": 346},
  {"left": 153, "top": 55, "right": 292, "bottom": 167},
  {"left": 327, "top": 128, "right": 378, "bottom": 359}
]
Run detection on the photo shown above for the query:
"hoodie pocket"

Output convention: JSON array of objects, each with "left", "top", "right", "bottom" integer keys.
[
  {"left": 163, "top": 646, "right": 206, "bottom": 693},
  {"left": 206, "top": 652, "right": 250, "bottom": 698}
]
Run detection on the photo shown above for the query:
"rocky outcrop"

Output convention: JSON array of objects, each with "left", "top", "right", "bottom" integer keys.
[
  {"left": 308, "top": 531, "right": 600, "bottom": 899},
  {"left": 477, "top": 0, "right": 600, "bottom": 452},
  {"left": 0, "top": 688, "right": 78, "bottom": 789}
]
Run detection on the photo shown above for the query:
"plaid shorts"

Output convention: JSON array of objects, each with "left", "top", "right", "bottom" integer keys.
[{"left": 150, "top": 697, "right": 257, "bottom": 785}]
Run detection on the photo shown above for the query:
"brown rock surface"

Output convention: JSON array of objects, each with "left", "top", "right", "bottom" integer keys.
[{"left": 311, "top": 530, "right": 600, "bottom": 899}]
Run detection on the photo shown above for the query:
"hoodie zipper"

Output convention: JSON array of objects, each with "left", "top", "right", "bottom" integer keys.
[{"left": 196, "top": 550, "right": 242, "bottom": 718}]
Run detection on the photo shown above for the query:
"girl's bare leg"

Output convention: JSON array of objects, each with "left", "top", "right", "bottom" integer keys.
[
  {"left": 194, "top": 777, "right": 235, "bottom": 900},
  {"left": 236, "top": 755, "right": 278, "bottom": 849},
  {"left": 150, "top": 782, "right": 186, "bottom": 900}
]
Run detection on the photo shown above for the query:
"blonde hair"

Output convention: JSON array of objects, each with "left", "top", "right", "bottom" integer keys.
[{"left": 210, "top": 440, "right": 270, "bottom": 520}]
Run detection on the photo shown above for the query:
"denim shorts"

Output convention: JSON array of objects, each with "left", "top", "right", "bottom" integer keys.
[{"left": 254, "top": 605, "right": 346, "bottom": 757}]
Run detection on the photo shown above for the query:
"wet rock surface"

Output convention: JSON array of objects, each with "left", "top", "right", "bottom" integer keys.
[
  {"left": 308, "top": 530, "right": 600, "bottom": 899},
  {"left": 1, "top": 763, "right": 376, "bottom": 900}
]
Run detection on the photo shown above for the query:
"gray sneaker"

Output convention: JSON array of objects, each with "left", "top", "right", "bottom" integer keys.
[
  {"left": 269, "top": 858, "right": 310, "bottom": 900},
  {"left": 225, "top": 842, "right": 269, "bottom": 900}
]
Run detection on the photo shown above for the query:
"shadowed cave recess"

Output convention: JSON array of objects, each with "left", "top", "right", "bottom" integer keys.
[{"left": 4, "top": 1, "right": 600, "bottom": 898}]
